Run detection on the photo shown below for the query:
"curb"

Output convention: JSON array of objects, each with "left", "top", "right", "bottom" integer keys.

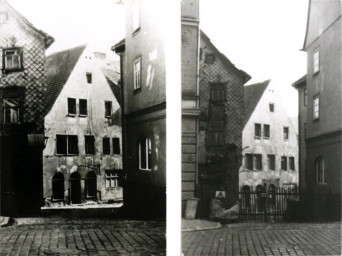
[
  {"left": 182, "top": 222, "right": 221, "bottom": 232},
  {"left": 0, "top": 216, "right": 11, "bottom": 227}
]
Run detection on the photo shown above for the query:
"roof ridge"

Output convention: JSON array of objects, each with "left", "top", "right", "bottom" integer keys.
[{"left": 47, "top": 44, "right": 87, "bottom": 59}]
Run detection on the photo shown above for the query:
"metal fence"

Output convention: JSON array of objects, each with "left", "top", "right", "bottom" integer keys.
[{"left": 239, "top": 187, "right": 300, "bottom": 222}]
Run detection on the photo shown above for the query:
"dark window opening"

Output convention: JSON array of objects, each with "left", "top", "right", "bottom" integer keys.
[
  {"left": 268, "top": 154, "right": 275, "bottom": 170},
  {"left": 283, "top": 127, "right": 289, "bottom": 140},
  {"left": 241, "top": 185, "right": 251, "bottom": 208},
  {"left": 281, "top": 156, "right": 287, "bottom": 170},
  {"left": 254, "top": 154, "right": 262, "bottom": 170},
  {"left": 79, "top": 99, "right": 87, "bottom": 116},
  {"left": 67, "top": 98, "right": 76, "bottom": 116},
  {"left": 69, "top": 172, "right": 81, "bottom": 204},
  {"left": 103, "top": 138, "right": 110, "bottom": 155},
  {"left": 205, "top": 53, "right": 215, "bottom": 64},
  {"left": 269, "top": 103, "right": 274, "bottom": 112},
  {"left": 56, "top": 135, "right": 78, "bottom": 155},
  {"left": 105, "top": 101, "right": 112, "bottom": 117},
  {"left": 85, "top": 136, "right": 95, "bottom": 155},
  {"left": 3, "top": 98, "right": 20, "bottom": 123},
  {"left": 113, "top": 137, "right": 120, "bottom": 154},
  {"left": 289, "top": 157, "right": 295, "bottom": 170},
  {"left": 210, "top": 84, "right": 225, "bottom": 101},
  {"left": 255, "top": 123, "right": 262, "bottom": 138},
  {"left": 86, "top": 72, "right": 92, "bottom": 83},
  {"left": 245, "top": 154, "right": 253, "bottom": 170},
  {"left": 269, "top": 184, "right": 276, "bottom": 205},
  {"left": 263, "top": 124, "right": 270, "bottom": 139},
  {"left": 210, "top": 105, "right": 225, "bottom": 120}
]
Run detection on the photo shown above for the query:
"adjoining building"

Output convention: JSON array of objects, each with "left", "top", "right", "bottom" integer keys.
[
  {"left": 0, "top": 0, "right": 54, "bottom": 216},
  {"left": 293, "top": 0, "right": 341, "bottom": 220},
  {"left": 240, "top": 80, "right": 298, "bottom": 193},
  {"left": 113, "top": 0, "right": 166, "bottom": 218},
  {"left": 196, "top": 31, "right": 251, "bottom": 217},
  {"left": 42, "top": 45, "right": 123, "bottom": 209}
]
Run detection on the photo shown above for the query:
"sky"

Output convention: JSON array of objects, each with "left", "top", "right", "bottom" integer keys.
[{"left": 7, "top": 0, "right": 308, "bottom": 117}]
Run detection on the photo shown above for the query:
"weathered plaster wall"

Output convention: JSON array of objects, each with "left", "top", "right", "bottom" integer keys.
[
  {"left": 240, "top": 85, "right": 298, "bottom": 189},
  {"left": 43, "top": 48, "right": 122, "bottom": 202}
]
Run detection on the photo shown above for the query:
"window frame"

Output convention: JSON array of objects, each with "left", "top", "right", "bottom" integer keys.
[
  {"left": 67, "top": 98, "right": 77, "bottom": 116},
  {"left": 86, "top": 72, "right": 92, "bottom": 84},
  {"left": 3, "top": 98, "right": 20, "bottom": 124},
  {"left": 113, "top": 137, "right": 120, "bottom": 155},
  {"left": 139, "top": 137, "right": 152, "bottom": 171},
  {"left": 56, "top": 134, "right": 79, "bottom": 156},
  {"left": 210, "top": 84, "right": 226, "bottom": 102},
  {"left": 313, "top": 47, "right": 320, "bottom": 74},
  {"left": 79, "top": 99, "right": 87, "bottom": 117},
  {"left": 254, "top": 154, "right": 262, "bottom": 170},
  {"left": 283, "top": 126, "right": 289, "bottom": 140},
  {"left": 269, "top": 103, "right": 274, "bottom": 112},
  {"left": 133, "top": 57, "right": 141, "bottom": 91},
  {"left": 263, "top": 124, "right": 270, "bottom": 139},
  {"left": 84, "top": 135, "right": 95, "bottom": 155},
  {"left": 267, "top": 154, "right": 275, "bottom": 170},
  {"left": 105, "top": 101, "right": 112, "bottom": 118},
  {"left": 254, "top": 123, "right": 262, "bottom": 138},
  {"left": 102, "top": 137, "right": 110, "bottom": 155},
  {"left": 281, "top": 156, "right": 287, "bottom": 171},
  {"left": 2, "top": 48, "right": 23, "bottom": 73},
  {"left": 105, "top": 170, "right": 119, "bottom": 188},
  {"left": 245, "top": 154, "right": 253, "bottom": 170},
  {"left": 316, "top": 157, "right": 326, "bottom": 184},
  {"left": 289, "top": 156, "right": 295, "bottom": 171},
  {"left": 313, "top": 94, "right": 320, "bottom": 121}
]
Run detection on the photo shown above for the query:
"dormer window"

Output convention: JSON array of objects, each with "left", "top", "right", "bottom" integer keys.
[
  {"left": 86, "top": 72, "right": 92, "bottom": 84},
  {"left": 0, "top": 12, "right": 8, "bottom": 24},
  {"left": 2, "top": 48, "right": 23, "bottom": 73}
]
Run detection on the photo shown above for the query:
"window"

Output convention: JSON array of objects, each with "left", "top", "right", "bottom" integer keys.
[
  {"left": 263, "top": 124, "right": 270, "bottom": 139},
  {"left": 313, "top": 47, "right": 319, "bottom": 74},
  {"left": 139, "top": 137, "right": 152, "bottom": 171},
  {"left": 85, "top": 136, "right": 95, "bottom": 155},
  {"left": 205, "top": 53, "right": 216, "bottom": 64},
  {"left": 289, "top": 157, "right": 295, "bottom": 170},
  {"left": 207, "top": 131, "right": 224, "bottom": 146},
  {"left": 268, "top": 155, "right": 275, "bottom": 170},
  {"left": 281, "top": 156, "right": 287, "bottom": 170},
  {"left": 210, "top": 84, "right": 225, "bottom": 101},
  {"left": 2, "top": 48, "right": 23, "bottom": 72},
  {"left": 245, "top": 154, "right": 253, "bottom": 170},
  {"left": 132, "top": 0, "right": 140, "bottom": 33},
  {"left": 316, "top": 157, "right": 326, "bottom": 184},
  {"left": 86, "top": 72, "right": 92, "bottom": 84},
  {"left": 133, "top": 57, "right": 141, "bottom": 90},
  {"left": 283, "top": 127, "right": 289, "bottom": 140},
  {"left": 313, "top": 95, "right": 319, "bottom": 120},
  {"left": 113, "top": 138, "right": 120, "bottom": 154},
  {"left": 67, "top": 98, "right": 76, "bottom": 116},
  {"left": 79, "top": 99, "right": 87, "bottom": 116},
  {"left": 254, "top": 154, "right": 262, "bottom": 170},
  {"left": 103, "top": 138, "right": 110, "bottom": 155},
  {"left": 3, "top": 98, "right": 20, "bottom": 123},
  {"left": 105, "top": 101, "right": 112, "bottom": 117},
  {"left": 0, "top": 12, "right": 8, "bottom": 24},
  {"left": 255, "top": 123, "right": 261, "bottom": 138},
  {"left": 304, "top": 88, "right": 307, "bottom": 106},
  {"left": 106, "top": 170, "right": 119, "bottom": 188},
  {"left": 56, "top": 135, "right": 78, "bottom": 155},
  {"left": 269, "top": 103, "right": 274, "bottom": 112},
  {"left": 52, "top": 172, "right": 64, "bottom": 201}
]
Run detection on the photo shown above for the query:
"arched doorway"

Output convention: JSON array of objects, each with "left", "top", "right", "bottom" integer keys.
[
  {"left": 69, "top": 172, "right": 81, "bottom": 204},
  {"left": 52, "top": 172, "right": 64, "bottom": 201},
  {"left": 85, "top": 171, "right": 97, "bottom": 200}
]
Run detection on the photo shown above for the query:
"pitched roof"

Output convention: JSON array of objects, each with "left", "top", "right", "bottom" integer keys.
[
  {"left": 3, "top": 0, "right": 54, "bottom": 48},
  {"left": 44, "top": 45, "right": 86, "bottom": 114},
  {"left": 292, "top": 74, "right": 307, "bottom": 89},
  {"left": 200, "top": 30, "right": 251, "bottom": 83},
  {"left": 102, "top": 68, "right": 121, "bottom": 106},
  {"left": 243, "top": 80, "right": 270, "bottom": 127}
]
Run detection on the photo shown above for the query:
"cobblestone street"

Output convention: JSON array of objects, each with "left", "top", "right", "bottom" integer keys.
[
  {"left": 182, "top": 222, "right": 341, "bottom": 256},
  {"left": 0, "top": 219, "right": 166, "bottom": 256}
]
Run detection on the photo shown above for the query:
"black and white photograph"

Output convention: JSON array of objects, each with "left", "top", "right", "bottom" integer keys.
[{"left": 0, "top": 0, "right": 341, "bottom": 255}]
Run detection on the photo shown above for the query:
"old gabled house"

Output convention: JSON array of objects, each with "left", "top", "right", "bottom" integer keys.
[
  {"left": 0, "top": 0, "right": 54, "bottom": 216},
  {"left": 196, "top": 31, "right": 251, "bottom": 217},
  {"left": 42, "top": 45, "right": 123, "bottom": 209},
  {"left": 293, "top": 0, "right": 341, "bottom": 220},
  {"left": 240, "top": 80, "right": 298, "bottom": 195}
]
